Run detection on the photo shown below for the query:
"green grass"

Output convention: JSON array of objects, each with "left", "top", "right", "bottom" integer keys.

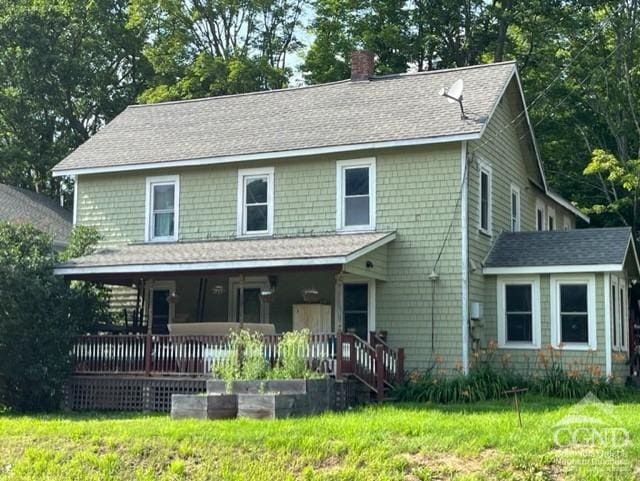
[{"left": 1, "top": 396, "right": 640, "bottom": 480}]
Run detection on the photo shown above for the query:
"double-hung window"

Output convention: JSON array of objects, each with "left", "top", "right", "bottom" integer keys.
[
  {"left": 548, "top": 206, "right": 556, "bottom": 231},
  {"left": 145, "top": 175, "right": 179, "bottom": 242},
  {"left": 551, "top": 275, "right": 596, "bottom": 350},
  {"left": 535, "top": 200, "right": 545, "bottom": 231},
  {"left": 478, "top": 164, "right": 492, "bottom": 235},
  {"left": 497, "top": 277, "right": 540, "bottom": 348},
  {"left": 510, "top": 185, "right": 520, "bottom": 232},
  {"left": 337, "top": 158, "right": 376, "bottom": 231},
  {"left": 611, "top": 275, "right": 628, "bottom": 351},
  {"left": 237, "top": 167, "right": 274, "bottom": 236}
]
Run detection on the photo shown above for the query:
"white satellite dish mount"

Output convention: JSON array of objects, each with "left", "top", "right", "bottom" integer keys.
[{"left": 439, "top": 78, "right": 467, "bottom": 120}]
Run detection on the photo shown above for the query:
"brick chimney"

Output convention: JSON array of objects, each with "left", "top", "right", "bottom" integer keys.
[{"left": 350, "top": 51, "right": 375, "bottom": 81}]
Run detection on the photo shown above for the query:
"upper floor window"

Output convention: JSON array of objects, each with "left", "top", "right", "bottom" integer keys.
[
  {"left": 237, "top": 167, "right": 274, "bottom": 236},
  {"left": 145, "top": 175, "right": 179, "bottom": 242},
  {"left": 478, "top": 164, "right": 492, "bottom": 235},
  {"left": 548, "top": 206, "right": 556, "bottom": 231},
  {"left": 510, "top": 185, "right": 520, "bottom": 232},
  {"left": 497, "top": 276, "right": 541, "bottom": 348},
  {"left": 336, "top": 158, "right": 376, "bottom": 231},
  {"left": 563, "top": 216, "right": 571, "bottom": 230},
  {"left": 550, "top": 274, "right": 596, "bottom": 350},
  {"left": 535, "top": 200, "right": 545, "bottom": 231}
]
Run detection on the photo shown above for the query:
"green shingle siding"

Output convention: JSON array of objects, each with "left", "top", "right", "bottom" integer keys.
[
  {"left": 77, "top": 143, "right": 464, "bottom": 372},
  {"left": 483, "top": 274, "right": 607, "bottom": 373}
]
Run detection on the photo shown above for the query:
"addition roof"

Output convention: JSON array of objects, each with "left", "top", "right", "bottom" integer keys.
[{"left": 483, "top": 227, "right": 639, "bottom": 275}]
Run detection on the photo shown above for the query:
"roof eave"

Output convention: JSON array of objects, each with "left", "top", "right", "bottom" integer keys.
[
  {"left": 546, "top": 191, "right": 590, "bottom": 223},
  {"left": 483, "top": 264, "right": 625, "bottom": 275},
  {"left": 483, "top": 69, "right": 590, "bottom": 225},
  {"left": 53, "top": 232, "right": 397, "bottom": 277},
  {"left": 51, "top": 134, "right": 481, "bottom": 177}
]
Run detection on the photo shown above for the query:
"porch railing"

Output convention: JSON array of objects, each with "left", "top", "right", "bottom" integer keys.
[{"left": 71, "top": 332, "right": 404, "bottom": 399}]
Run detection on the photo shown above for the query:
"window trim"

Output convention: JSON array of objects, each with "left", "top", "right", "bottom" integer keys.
[
  {"left": 497, "top": 276, "right": 541, "bottom": 349},
  {"left": 237, "top": 167, "right": 274, "bottom": 237},
  {"left": 145, "top": 175, "right": 180, "bottom": 243},
  {"left": 547, "top": 206, "right": 556, "bottom": 231},
  {"left": 563, "top": 216, "right": 571, "bottom": 231},
  {"left": 535, "top": 199, "right": 545, "bottom": 231},
  {"left": 550, "top": 274, "right": 597, "bottom": 350},
  {"left": 336, "top": 157, "right": 376, "bottom": 232},
  {"left": 478, "top": 163, "right": 492, "bottom": 236},
  {"left": 228, "top": 276, "right": 270, "bottom": 323},
  {"left": 510, "top": 184, "right": 521, "bottom": 232}
]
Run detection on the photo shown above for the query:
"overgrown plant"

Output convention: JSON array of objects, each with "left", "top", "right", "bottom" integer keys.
[
  {"left": 213, "top": 328, "right": 320, "bottom": 385},
  {"left": 213, "top": 330, "right": 269, "bottom": 388},
  {"left": 272, "top": 329, "right": 312, "bottom": 379}
]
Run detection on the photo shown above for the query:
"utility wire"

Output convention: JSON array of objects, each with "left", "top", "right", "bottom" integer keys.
[
  {"left": 468, "top": 2, "right": 623, "bottom": 159},
  {"left": 430, "top": 4, "right": 622, "bottom": 273}
]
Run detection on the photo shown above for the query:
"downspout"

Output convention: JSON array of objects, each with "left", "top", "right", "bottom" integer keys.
[
  {"left": 72, "top": 175, "right": 78, "bottom": 226},
  {"left": 461, "top": 141, "right": 470, "bottom": 374},
  {"left": 604, "top": 272, "right": 612, "bottom": 377}
]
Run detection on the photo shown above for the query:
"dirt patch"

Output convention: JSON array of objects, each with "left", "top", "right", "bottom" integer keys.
[
  {"left": 400, "top": 449, "right": 562, "bottom": 481},
  {"left": 401, "top": 449, "right": 498, "bottom": 480}
]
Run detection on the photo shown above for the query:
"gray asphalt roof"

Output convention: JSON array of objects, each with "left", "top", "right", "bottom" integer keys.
[
  {"left": 52, "top": 62, "right": 516, "bottom": 174},
  {"left": 54, "top": 231, "right": 395, "bottom": 274},
  {"left": 0, "top": 184, "right": 72, "bottom": 245},
  {"left": 484, "top": 227, "right": 634, "bottom": 268}
]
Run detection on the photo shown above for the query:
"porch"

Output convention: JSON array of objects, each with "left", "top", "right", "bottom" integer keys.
[{"left": 56, "top": 232, "right": 404, "bottom": 409}]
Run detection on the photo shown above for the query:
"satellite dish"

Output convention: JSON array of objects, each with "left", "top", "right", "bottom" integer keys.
[{"left": 440, "top": 78, "right": 467, "bottom": 119}]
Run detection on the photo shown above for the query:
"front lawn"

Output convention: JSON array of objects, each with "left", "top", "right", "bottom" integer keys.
[{"left": 1, "top": 397, "right": 639, "bottom": 480}]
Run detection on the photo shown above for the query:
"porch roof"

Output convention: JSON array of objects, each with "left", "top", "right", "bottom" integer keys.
[
  {"left": 483, "top": 227, "right": 640, "bottom": 275},
  {"left": 53, "top": 231, "right": 396, "bottom": 277}
]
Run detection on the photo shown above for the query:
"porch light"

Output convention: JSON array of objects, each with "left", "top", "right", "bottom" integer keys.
[
  {"left": 166, "top": 292, "right": 180, "bottom": 304},
  {"left": 211, "top": 284, "right": 226, "bottom": 295},
  {"left": 260, "top": 289, "right": 275, "bottom": 303}
]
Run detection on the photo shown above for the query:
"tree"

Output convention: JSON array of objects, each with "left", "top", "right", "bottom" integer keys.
[
  {"left": 0, "top": 0, "right": 150, "bottom": 198},
  {"left": 130, "top": 0, "right": 306, "bottom": 102},
  {"left": 0, "top": 223, "right": 105, "bottom": 411}
]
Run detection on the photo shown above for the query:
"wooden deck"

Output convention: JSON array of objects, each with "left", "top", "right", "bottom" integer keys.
[{"left": 71, "top": 332, "right": 404, "bottom": 401}]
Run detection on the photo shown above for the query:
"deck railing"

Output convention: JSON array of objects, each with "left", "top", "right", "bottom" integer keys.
[{"left": 72, "top": 332, "right": 404, "bottom": 398}]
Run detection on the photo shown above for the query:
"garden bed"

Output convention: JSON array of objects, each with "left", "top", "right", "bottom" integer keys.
[{"left": 171, "top": 378, "right": 336, "bottom": 420}]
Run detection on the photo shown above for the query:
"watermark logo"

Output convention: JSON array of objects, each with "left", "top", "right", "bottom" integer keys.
[
  {"left": 552, "top": 392, "right": 630, "bottom": 477},
  {"left": 552, "top": 392, "right": 629, "bottom": 448}
]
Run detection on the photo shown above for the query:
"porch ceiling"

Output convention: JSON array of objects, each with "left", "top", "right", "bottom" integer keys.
[{"left": 54, "top": 231, "right": 396, "bottom": 277}]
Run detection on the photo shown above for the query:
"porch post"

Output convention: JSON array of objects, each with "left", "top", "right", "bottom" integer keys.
[
  {"left": 334, "top": 273, "right": 344, "bottom": 333},
  {"left": 335, "top": 332, "right": 343, "bottom": 380},
  {"left": 239, "top": 274, "right": 245, "bottom": 329},
  {"left": 396, "top": 348, "right": 405, "bottom": 383}
]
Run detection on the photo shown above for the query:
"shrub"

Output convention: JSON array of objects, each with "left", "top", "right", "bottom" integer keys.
[{"left": 0, "top": 223, "right": 102, "bottom": 411}]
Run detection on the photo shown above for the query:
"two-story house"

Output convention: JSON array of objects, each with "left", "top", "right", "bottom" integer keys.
[{"left": 53, "top": 52, "right": 639, "bottom": 410}]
